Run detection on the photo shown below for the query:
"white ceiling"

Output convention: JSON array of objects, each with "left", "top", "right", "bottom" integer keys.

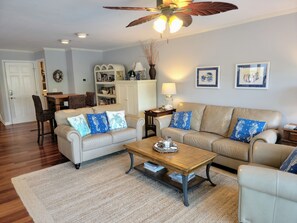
[{"left": 0, "top": 0, "right": 296, "bottom": 52}]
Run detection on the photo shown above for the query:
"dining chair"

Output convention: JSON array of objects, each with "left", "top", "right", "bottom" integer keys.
[
  {"left": 68, "top": 95, "right": 86, "bottom": 109},
  {"left": 32, "top": 95, "right": 55, "bottom": 146},
  {"left": 86, "top": 92, "right": 96, "bottom": 107}
]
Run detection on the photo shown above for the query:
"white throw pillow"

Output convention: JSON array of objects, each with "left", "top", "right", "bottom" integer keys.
[{"left": 106, "top": 110, "right": 127, "bottom": 130}]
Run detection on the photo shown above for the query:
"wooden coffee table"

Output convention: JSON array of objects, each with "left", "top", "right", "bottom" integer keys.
[{"left": 124, "top": 136, "right": 217, "bottom": 206}]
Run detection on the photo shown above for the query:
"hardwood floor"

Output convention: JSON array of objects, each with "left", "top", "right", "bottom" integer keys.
[{"left": 0, "top": 121, "right": 68, "bottom": 222}]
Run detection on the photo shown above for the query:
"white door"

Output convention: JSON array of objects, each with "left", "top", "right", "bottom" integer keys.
[{"left": 5, "top": 62, "right": 37, "bottom": 124}]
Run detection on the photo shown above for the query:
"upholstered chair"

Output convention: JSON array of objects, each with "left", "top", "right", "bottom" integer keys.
[
  {"left": 238, "top": 142, "right": 297, "bottom": 223},
  {"left": 32, "top": 95, "right": 55, "bottom": 146},
  {"left": 86, "top": 92, "right": 96, "bottom": 107},
  {"left": 68, "top": 95, "right": 86, "bottom": 109}
]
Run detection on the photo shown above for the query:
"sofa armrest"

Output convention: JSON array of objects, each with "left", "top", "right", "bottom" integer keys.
[
  {"left": 54, "top": 125, "right": 81, "bottom": 141},
  {"left": 125, "top": 115, "right": 145, "bottom": 141},
  {"left": 54, "top": 125, "right": 83, "bottom": 165},
  {"left": 154, "top": 114, "right": 172, "bottom": 137},
  {"left": 250, "top": 129, "right": 280, "bottom": 145},
  {"left": 250, "top": 141, "right": 294, "bottom": 168},
  {"left": 238, "top": 165, "right": 297, "bottom": 223}
]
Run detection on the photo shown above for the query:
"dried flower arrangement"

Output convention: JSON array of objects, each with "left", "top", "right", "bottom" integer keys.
[{"left": 141, "top": 40, "right": 159, "bottom": 65}]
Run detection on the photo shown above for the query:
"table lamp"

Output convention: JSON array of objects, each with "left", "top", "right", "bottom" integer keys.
[
  {"left": 162, "top": 83, "right": 176, "bottom": 110},
  {"left": 134, "top": 62, "right": 144, "bottom": 80}
]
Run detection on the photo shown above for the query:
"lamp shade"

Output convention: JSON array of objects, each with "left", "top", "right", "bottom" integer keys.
[
  {"left": 134, "top": 62, "right": 144, "bottom": 71},
  {"left": 162, "top": 83, "right": 176, "bottom": 95}
]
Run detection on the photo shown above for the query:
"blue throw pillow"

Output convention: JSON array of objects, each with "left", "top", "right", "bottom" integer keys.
[
  {"left": 67, "top": 114, "right": 91, "bottom": 137},
  {"left": 230, "top": 118, "right": 266, "bottom": 143},
  {"left": 87, "top": 113, "right": 109, "bottom": 134},
  {"left": 280, "top": 149, "right": 297, "bottom": 174},
  {"left": 169, "top": 111, "right": 192, "bottom": 130}
]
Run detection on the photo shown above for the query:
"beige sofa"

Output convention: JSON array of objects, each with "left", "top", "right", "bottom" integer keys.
[
  {"left": 54, "top": 104, "right": 144, "bottom": 169},
  {"left": 238, "top": 142, "right": 297, "bottom": 223},
  {"left": 154, "top": 102, "right": 282, "bottom": 170}
]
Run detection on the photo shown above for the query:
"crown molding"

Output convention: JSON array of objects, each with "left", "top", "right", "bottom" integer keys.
[
  {"left": 70, "top": 48, "right": 103, "bottom": 53},
  {"left": 0, "top": 49, "right": 33, "bottom": 53},
  {"left": 43, "top": 48, "right": 66, "bottom": 52}
]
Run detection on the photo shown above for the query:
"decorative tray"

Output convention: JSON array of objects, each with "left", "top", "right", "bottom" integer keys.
[{"left": 153, "top": 141, "right": 178, "bottom": 153}]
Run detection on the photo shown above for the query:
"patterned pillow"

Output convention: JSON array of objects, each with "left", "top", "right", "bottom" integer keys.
[
  {"left": 230, "top": 118, "right": 266, "bottom": 143},
  {"left": 169, "top": 111, "right": 192, "bottom": 130},
  {"left": 280, "top": 149, "right": 297, "bottom": 174},
  {"left": 86, "top": 113, "right": 109, "bottom": 134},
  {"left": 67, "top": 114, "right": 91, "bottom": 137},
  {"left": 106, "top": 110, "right": 127, "bottom": 131}
]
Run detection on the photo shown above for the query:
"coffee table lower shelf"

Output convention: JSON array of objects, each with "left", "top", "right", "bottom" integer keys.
[{"left": 134, "top": 163, "right": 209, "bottom": 193}]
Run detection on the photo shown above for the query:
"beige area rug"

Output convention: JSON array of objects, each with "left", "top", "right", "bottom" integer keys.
[{"left": 12, "top": 152, "right": 238, "bottom": 223}]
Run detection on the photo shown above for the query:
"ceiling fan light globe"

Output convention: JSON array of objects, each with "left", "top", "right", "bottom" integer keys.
[
  {"left": 153, "top": 15, "right": 167, "bottom": 33},
  {"left": 169, "top": 15, "right": 183, "bottom": 33}
]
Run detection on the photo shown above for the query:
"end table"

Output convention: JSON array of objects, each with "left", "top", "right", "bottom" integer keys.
[
  {"left": 282, "top": 125, "right": 297, "bottom": 146},
  {"left": 144, "top": 108, "right": 176, "bottom": 138}
]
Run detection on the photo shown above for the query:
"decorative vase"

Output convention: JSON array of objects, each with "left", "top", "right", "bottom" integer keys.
[{"left": 149, "top": 64, "right": 156, "bottom": 80}]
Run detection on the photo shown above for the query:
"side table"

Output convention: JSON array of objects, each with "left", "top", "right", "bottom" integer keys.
[
  {"left": 282, "top": 126, "right": 297, "bottom": 146},
  {"left": 144, "top": 108, "right": 176, "bottom": 138}
]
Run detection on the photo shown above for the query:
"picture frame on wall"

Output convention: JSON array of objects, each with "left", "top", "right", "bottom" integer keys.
[
  {"left": 235, "top": 62, "right": 270, "bottom": 89},
  {"left": 196, "top": 66, "right": 220, "bottom": 88}
]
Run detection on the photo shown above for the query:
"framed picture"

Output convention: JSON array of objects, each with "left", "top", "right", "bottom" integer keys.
[
  {"left": 196, "top": 66, "right": 220, "bottom": 88},
  {"left": 235, "top": 62, "right": 270, "bottom": 89}
]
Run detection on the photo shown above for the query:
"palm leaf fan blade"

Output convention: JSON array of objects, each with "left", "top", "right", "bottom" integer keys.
[
  {"left": 182, "top": 2, "right": 238, "bottom": 16},
  {"left": 126, "top": 14, "right": 161, "bottom": 27}
]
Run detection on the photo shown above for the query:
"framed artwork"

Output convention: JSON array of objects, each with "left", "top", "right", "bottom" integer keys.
[
  {"left": 235, "top": 62, "right": 270, "bottom": 89},
  {"left": 196, "top": 66, "right": 220, "bottom": 88}
]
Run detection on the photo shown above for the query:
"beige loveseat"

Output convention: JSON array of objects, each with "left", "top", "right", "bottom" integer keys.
[
  {"left": 238, "top": 142, "right": 297, "bottom": 222},
  {"left": 155, "top": 102, "right": 282, "bottom": 170},
  {"left": 54, "top": 104, "right": 144, "bottom": 169}
]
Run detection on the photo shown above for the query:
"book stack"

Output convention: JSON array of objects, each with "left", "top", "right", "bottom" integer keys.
[
  {"left": 169, "top": 172, "right": 196, "bottom": 184},
  {"left": 144, "top": 161, "right": 164, "bottom": 173}
]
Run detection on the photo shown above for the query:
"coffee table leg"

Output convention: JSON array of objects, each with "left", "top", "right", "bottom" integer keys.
[
  {"left": 126, "top": 152, "right": 134, "bottom": 174},
  {"left": 206, "top": 163, "right": 216, "bottom": 186},
  {"left": 182, "top": 175, "right": 189, "bottom": 207}
]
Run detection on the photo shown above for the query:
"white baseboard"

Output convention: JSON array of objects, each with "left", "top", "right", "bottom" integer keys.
[{"left": 0, "top": 114, "right": 12, "bottom": 125}]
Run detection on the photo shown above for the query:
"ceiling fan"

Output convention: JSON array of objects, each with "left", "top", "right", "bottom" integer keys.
[{"left": 103, "top": 0, "right": 238, "bottom": 33}]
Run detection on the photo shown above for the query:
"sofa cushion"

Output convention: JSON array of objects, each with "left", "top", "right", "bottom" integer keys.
[
  {"left": 169, "top": 111, "right": 192, "bottom": 130},
  {"left": 230, "top": 118, "right": 266, "bottom": 143},
  {"left": 109, "top": 128, "right": 137, "bottom": 143},
  {"left": 280, "top": 149, "right": 297, "bottom": 174},
  {"left": 200, "top": 105, "right": 234, "bottom": 137},
  {"left": 177, "top": 102, "right": 206, "bottom": 131},
  {"left": 161, "top": 127, "right": 196, "bottom": 143},
  {"left": 55, "top": 107, "right": 94, "bottom": 126},
  {"left": 92, "top": 104, "right": 124, "bottom": 114},
  {"left": 212, "top": 138, "right": 249, "bottom": 161},
  {"left": 106, "top": 110, "right": 127, "bottom": 130},
  {"left": 227, "top": 107, "right": 281, "bottom": 137},
  {"left": 184, "top": 132, "right": 224, "bottom": 151},
  {"left": 82, "top": 133, "right": 112, "bottom": 151},
  {"left": 86, "top": 112, "right": 109, "bottom": 134},
  {"left": 67, "top": 114, "right": 91, "bottom": 137}
]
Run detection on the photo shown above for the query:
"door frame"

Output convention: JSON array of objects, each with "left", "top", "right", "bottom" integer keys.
[
  {"left": 36, "top": 58, "right": 48, "bottom": 108},
  {"left": 2, "top": 60, "right": 40, "bottom": 125}
]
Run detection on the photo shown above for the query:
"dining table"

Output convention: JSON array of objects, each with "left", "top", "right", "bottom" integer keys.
[{"left": 45, "top": 93, "right": 80, "bottom": 111}]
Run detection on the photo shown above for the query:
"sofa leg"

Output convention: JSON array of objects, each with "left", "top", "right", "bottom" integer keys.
[{"left": 74, "top": 163, "right": 81, "bottom": 169}]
